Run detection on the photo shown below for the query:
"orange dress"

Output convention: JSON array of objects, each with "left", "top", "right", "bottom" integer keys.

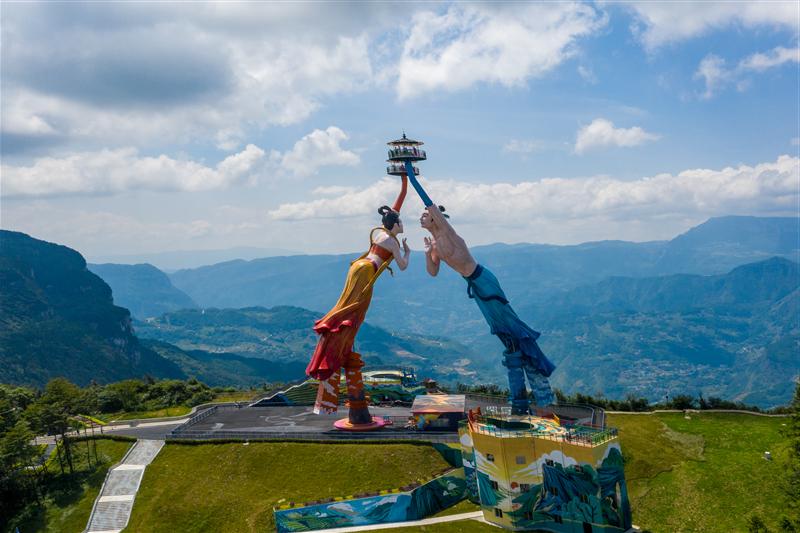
[
  {"left": 305, "top": 235, "right": 395, "bottom": 380},
  {"left": 306, "top": 175, "right": 407, "bottom": 416}
]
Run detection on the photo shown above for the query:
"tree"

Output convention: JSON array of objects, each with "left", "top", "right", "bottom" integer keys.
[
  {"left": 0, "top": 419, "right": 42, "bottom": 506},
  {"left": 668, "top": 395, "right": 696, "bottom": 410},
  {"left": 782, "top": 380, "right": 800, "bottom": 529},
  {"left": 25, "top": 378, "right": 85, "bottom": 474}
]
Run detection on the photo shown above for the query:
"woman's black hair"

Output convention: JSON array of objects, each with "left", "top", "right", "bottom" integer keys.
[
  {"left": 438, "top": 205, "right": 450, "bottom": 219},
  {"left": 378, "top": 205, "right": 400, "bottom": 230}
]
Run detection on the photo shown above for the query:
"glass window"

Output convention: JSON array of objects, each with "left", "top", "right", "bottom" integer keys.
[
  {"left": 487, "top": 453, "right": 495, "bottom": 462},
  {"left": 516, "top": 455, "right": 526, "bottom": 464},
  {"left": 490, "top": 480, "right": 499, "bottom": 490},
  {"left": 520, "top": 483, "right": 530, "bottom": 492},
  {"left": 494, "top": 508, "right": 503, "bottom": 518}
]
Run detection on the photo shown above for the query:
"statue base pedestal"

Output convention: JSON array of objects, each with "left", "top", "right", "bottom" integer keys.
[{"left": 333, "top": 416, "right": 388, "bottom": 431}]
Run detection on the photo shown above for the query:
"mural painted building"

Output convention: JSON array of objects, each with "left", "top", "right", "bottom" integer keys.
[{"left": 460, "top": 407, "right": 632, "bottom": 532}]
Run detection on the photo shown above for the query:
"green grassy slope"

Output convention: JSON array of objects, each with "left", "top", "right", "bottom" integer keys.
[
  {"left": 616, "top": 412, "right": 787, "bottom": 533},
  {"left": 125, "top": 442, "right": 453, "bottom": 532}
]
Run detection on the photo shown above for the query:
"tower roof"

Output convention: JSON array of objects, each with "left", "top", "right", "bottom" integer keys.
[{"left": 387, "top": 132, "right": 424, "bottom": 146}]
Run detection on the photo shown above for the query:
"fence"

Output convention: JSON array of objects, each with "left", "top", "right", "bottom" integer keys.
[{"left": 167, "top": 428, "right": 458, "bottom": 443}]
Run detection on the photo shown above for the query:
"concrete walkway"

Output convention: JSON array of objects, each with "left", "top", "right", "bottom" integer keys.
[
  {"left": 85, "top": 439, "right": 164, "bottom": 533},
  {"left": 309, "top": 511, "right": 487, "bottom": 532}
]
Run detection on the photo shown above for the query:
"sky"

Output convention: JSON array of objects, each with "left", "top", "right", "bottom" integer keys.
[{"left": 1, "top": 1, "right": 799, "bottom": 260}]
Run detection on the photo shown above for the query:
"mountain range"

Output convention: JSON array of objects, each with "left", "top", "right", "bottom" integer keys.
[
  {"left": 88, "top": 263, "right": 198, "bottom": 319},
  {"left": 166, "top": 216, "right": 799, "bottom": 338},
  {"left": 3, "top": 217, "right": 798, "bottom": 407},
  {"left": 0, "top": 231, "right": 482, "bottom": 388}
]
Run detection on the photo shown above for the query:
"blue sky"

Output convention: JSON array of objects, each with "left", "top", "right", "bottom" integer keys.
[{"left": 1, "top": 1, "right": 798, "bottom": 259}]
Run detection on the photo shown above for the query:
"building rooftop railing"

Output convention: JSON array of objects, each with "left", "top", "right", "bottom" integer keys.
[{"left": 466, "top": 416, "right": 618, "bottom": 447}]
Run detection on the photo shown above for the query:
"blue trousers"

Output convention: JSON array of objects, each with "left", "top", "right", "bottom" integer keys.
[{"left": 465, "top": 264, "right": 555, "bottom": 412}]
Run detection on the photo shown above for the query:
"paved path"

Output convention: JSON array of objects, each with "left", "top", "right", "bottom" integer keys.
[
  {"left": 308, "top": 511, "right": 487, "bottom": 532},
  {"left": 85, "top": 439, "right": 164, "bottom": 533}
]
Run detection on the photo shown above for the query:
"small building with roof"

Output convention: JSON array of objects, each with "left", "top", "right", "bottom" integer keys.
[{"left": 410, "top": 394, "right": 466, "bottom": 430}]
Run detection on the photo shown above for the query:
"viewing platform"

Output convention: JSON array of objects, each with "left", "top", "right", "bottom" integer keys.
[
  {"left": 387, "top": 162, "right": 420, "bottom": 176},
  {"left": 386, "top": 133, "right": 426, "bottom": 175}
]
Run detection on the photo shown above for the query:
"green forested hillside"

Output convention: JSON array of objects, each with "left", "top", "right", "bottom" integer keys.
[
  {"left": 134, "top": 306, "right": 488, "bottom": 385},
  {"left": 525, "top": 258, "right": 800, "bottom": 407},
  {"left": 142, "top": 339, "right": 308, "bottom": 388},
  {"left": 0, "top": 231, "right": 183, "bottom": 387}
]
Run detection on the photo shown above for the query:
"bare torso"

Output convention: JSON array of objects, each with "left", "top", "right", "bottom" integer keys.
[{"left": 428, "top": 224, "right": 477, "bottom": 277}]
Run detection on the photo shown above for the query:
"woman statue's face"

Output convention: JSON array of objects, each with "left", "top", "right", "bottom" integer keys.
[{"left": 392, "top": 219, "right": 404, "bottom": 235}]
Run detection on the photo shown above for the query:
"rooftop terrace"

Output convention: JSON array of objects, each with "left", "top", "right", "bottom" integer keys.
[{"left": 465, "top": 409, "right": 619, "bottom": 447}]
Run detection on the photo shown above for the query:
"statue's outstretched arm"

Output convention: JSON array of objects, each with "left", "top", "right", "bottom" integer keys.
[
  {"left": 403, "top": 161, "right": 433, "bottom": 207},
  {"left": 392, "top": 174, "right": 408, "bottom": 212}
]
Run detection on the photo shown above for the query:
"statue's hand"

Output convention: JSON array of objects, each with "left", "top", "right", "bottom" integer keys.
[
  {"left": 402, "top": 238, "right": 410, "bottom": 254},
  {"left": 423, "top": 236, "right": 433, "bottom": 254}
]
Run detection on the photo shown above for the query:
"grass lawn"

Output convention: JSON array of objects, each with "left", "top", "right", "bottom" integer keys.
[
  {"left": 111, "top": 412, "right": 787, "bottom": 533},
  {"left": 611, "top": 412, "right": 787, "bottom": 533},
  {"left": 211, "top": 390, "right": 259, "bottom": 403},
  {"left": 126, "top": 441, "right": 454, "bottom": 532},
  {"left": 100, "top": 405, "right": 193, "bottom": 422},
  {"left": 8, "top": 438, "right": 132, "bottom": 533}
]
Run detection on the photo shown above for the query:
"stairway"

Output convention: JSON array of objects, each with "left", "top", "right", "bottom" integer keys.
[{"left": 84, "top": 439, "right": 164, "bottom": 533}]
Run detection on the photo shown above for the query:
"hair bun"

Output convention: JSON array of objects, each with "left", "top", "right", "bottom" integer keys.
[
  {"left": 438, "top": 205, "right": 446, "bottom": 213},
  {"left": 378, "top": 205, "right": 391, "bottom": 216}
]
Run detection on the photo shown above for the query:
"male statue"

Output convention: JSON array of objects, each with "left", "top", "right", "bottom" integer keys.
[{"left": 420, "top": 204, "right": 556, "bottom": 414}]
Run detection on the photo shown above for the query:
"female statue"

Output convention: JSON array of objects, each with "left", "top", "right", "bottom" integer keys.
[{"left": 306, "top": 176, "right": 410, "bottom": 425}]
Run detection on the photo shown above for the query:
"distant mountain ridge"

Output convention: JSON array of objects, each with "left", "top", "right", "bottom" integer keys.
[
  {"left": 88, "top": 263, "right": 197, "bottom": 318},
  {"left": 89, "top": 246, "right": 299, "bottom": 271},
  {"left": 166, "top": 216, "right": 799, "bottom": 338},
  {"left": 542, "top": 257, "right": 799, "bottom": 315}
]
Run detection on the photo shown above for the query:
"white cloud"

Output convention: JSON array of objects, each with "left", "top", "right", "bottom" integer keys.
[
  {"left": 574, "top": 118, "right": 660, "bottom": 154},
  {"left": 695, "top": 45, "right": 799, "bottom": 99},
  {"left": 1, "top": 4, "right": 377, "bottom": 153},
  {"left": 268, "top": 155, "right": 799, "bottom": 226},
  {"left": 739, "top": 45, "right": 800, "bottom": 72},
  {"left": 694, "top": 54, "right": 731, "bottom": 99},
  {"left": 278, "top": 127, "right": 360, "bottom": 178},
  {"left": 1, "top": 144, "right": 266, "bottom": 197},
  {"left": 1, "top": 203, "right": 237, "bottom": 255},
  {"left": 624, "top": 2, "right": 799, "bottom": 50},
  {"left": 8, "top": 156, "right": 796, "bottom": 257},
  {"left": 577, "top": 65, "right": 598, "bottom": 84},
  {"left": 503, "top": 139, "right": 545, "bottom": 155},
  {"left": 1, "top": 126, "right": 360, "bottom": 196},
  {"left": 396, "top": 2, "right": 605, "bottom": 99}
]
